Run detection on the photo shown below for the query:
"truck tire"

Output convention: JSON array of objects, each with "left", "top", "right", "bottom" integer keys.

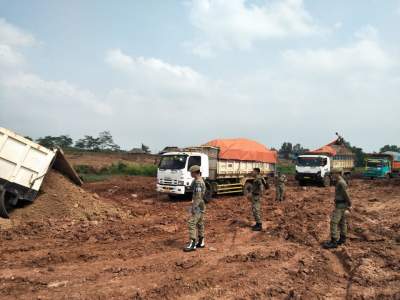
[
  {"left": 323, "top": 176, "right": 330, "bottom": 187},
  {"left": 0, "top": 187, "right": 10, "bottom": 218},
  {"left": 243, "top": 181, "right": 252, "bottom": 197},
  {"left": 204, "top": 181, "right": 213, "bottom": 203},
  {"left": 298, "top": 180, "right": 306, "bottom": 187},
  {"left": 168, "top": 194, "right": 180, "bottom": 200}
]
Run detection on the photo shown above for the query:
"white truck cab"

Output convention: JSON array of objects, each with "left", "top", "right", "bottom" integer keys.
[
  {"left": 157, "top": 152, "right": 209, "bottom": 195},
  {"left": 295, "top": 155, "right": 331, "bottom": 186}
]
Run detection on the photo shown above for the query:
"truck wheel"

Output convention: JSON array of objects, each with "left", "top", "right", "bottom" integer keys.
[
  {"left": 298, "top": 180, "right": 306, "bottom": 187},
  {"left": 243, "top": 182, "right": 252, "bottom": 197},
  {"left": 323, "top": 176, "right": 330, "bottom": 187},
  {"left": 204, "top": 182, "right": 213, "bottom": 203},
  {"left": 168, "top": 194, "right": 180, "bottom": 201},
  {"left": 0, "top": 188, "right": 10, "bottom": 218}
]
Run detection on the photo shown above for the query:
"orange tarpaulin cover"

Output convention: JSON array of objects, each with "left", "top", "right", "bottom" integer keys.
[
  {"left": 204, "top": 138, "right": 277, "bottom": 164},
  {"left": 308, "top": 141, "right": 338, "bottom": 156}
]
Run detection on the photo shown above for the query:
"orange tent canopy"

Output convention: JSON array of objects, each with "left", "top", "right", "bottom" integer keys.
[{"left": 204, "top": 138, "right": 277, "bottom": 164}]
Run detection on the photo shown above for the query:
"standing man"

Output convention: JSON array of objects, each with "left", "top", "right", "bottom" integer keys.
[
  {"left": 251, "top": 168, "right": 266, "bottom": 231},
  {"left": 275, "top": 172, "right": 287, "bottom": 202},
  {"left": 184, "top": 165, "right": 206, "bottom": 252},
  {"left": 323, "top": 172, "right": 352, "bottom": 249}
]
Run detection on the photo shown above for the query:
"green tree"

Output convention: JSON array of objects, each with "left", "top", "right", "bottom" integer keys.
[
  {"left": 75, "top": 131, "right": 120, "bottom": 151},
  {"left": 36, "top": 135, "right": 73, "bottom": 149},
  {"left": 379, "top": 145, "right": 400, "bottom": 153},
  {"left": 98, "top": 131, "right": 120, "bottom": 151},
  {"left": 292, "top": 143, "right": 309, "bottom": 156},
  {"left": 141, "top": 143, "right": 151, "bottom": 154},
  {"left": 75, "top": 135, "right": 100, "bottom": 150},
  {"left": 279, "top": 142, "right": 293, "bottom": 159}
]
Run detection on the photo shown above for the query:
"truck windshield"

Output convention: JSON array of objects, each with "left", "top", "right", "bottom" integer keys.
[
  {"left": 367, "top": 161, "right": 383, "bottom": 168},
  {"left": 159, "top": 155, "right": 187, "bottom": 170},
  {"left": 297, "top": 157, "right": 324, "bottom": 167}
]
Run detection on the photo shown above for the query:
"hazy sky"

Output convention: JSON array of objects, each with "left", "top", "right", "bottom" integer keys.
[{"left": 0, "top": 0, "right": 399, "bottom": 152}]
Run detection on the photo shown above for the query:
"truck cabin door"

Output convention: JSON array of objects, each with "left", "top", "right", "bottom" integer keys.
[
  {"left": 187, "top": 155, "right": 209, "bottom": 178},
  {"left": 187, "top": 156, "right": 201, "bottom": 170}
]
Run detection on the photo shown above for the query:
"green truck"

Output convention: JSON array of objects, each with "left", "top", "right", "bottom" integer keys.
[{"left": 363, "top": 151, "right": 400, "bottom": 179}]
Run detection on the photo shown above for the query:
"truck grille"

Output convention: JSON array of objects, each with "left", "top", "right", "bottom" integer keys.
[{"left": 159, "top": 179, "right": 179, "bottom": 185}]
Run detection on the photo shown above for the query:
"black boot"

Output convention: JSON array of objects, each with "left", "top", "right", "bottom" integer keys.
[
  {"left": 196, "top": 237, "right": 205, "bottom": 248},
  {"left": 323, "top": 238, "right": 338, "bottom": 249},
  {"left": 337, "top": 235, "right": 346, "bottom": 245},
  {"left": 183, "top": 239, "right": 197, "bottom": 252},
  {"left": 252, "top": 223, "right": 262, "bottom": 231}
]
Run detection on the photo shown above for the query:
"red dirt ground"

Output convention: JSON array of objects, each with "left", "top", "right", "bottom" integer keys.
[{"left": 0, "top": 175, "right": 399, "bottom": 299}]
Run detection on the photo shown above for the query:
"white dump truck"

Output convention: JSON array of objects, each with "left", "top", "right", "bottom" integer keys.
[
  {"left": 295, "top": 136, "right": 355, "bottom": 187},
  {"left": 156, "top": 138, "right": 277, "bottom": 199},
  {"left": 0, "top": 127, "right": 81, "bottom": 218}
]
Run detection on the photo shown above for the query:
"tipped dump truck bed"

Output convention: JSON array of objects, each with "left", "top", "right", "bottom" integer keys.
[{"left": 0, "top": 127, "right": 82, "bottom": 218}]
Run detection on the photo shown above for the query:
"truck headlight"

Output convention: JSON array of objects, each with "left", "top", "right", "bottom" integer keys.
[{"left": 178, "top": 181, "right": 184, "bottom": 185}]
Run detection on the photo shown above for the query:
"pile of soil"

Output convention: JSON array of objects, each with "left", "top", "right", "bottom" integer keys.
[
  {"left": 7, "top": 170, "right": 126, "bottom": 224},
  {"left": 84, "top": 176, "right": 157, "bottom": 201}
]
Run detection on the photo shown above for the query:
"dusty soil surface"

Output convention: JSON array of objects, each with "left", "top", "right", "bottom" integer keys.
[
  {"left": 65, "top": 152, "right": 158, "bottom": 170},
  {"left": 0, "top": 176, "right": 399, "bottom": 299}
]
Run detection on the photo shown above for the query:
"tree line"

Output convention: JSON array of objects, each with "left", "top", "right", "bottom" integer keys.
[{"left": 27, "top": 131, "right": 151, "bottom": 153}]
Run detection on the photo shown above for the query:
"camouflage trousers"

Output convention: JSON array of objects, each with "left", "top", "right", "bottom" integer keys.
[
  {"left": 251, "top": 195, "right": 261, "bottom": 224},
  {"left": 330, "top": 207, "right": 348, "bottom": 240},
  {"left": 188, "top": 212, "right": 204, "bottom": 241},
  {"left": 276, "top": 185, "right": 285, "bottom": 201}
]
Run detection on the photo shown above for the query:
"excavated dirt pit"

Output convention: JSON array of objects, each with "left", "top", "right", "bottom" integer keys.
[{"left": 0, "top": 176, "right": 399, "bottom": 299}]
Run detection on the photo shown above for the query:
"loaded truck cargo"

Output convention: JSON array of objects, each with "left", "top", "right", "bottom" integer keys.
[
  {"left": 156, "top": 138, "right": 277, "bottom": 199},
  {"left": 0, "top": 127, "right": 82, "bottom": 218},
  {"left": 295, "top": 135, "right": 355, "bottom": 187},
  {"left": 363, "top": 151, "right": 400, "bottom": 179}
]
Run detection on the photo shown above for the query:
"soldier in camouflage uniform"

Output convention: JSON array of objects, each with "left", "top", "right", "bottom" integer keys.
[
  {"left": 251, "top": 168, "right": 266, "bottom": 231},
  {"left": 275, "top": 172, "right": 287, "bottom": 202},
  {"left": 323, "top": 173, "right": 352, "bottom": 249},
  {"left": 184, "top": 165, "right": 206, "bottom": 252}
]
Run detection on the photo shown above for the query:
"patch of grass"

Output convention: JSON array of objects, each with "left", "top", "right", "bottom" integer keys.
[
  {"left": 74, "top": 164, "right": 97, "bottom": 174},
  {"left": 108, "top": 162, "right": 157, "bottom": 177},
  {"left": 277, "top": 163, "right": 296, "bottom": 175},
  {"left": 74, "top": 162, "right": 157, "bottom": 182},
  {"left": 80, "top": 174, "right": 113, "bottom": 182}
]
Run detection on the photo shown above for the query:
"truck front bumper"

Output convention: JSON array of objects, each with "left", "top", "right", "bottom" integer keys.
[
  {"left": 156, "top": 184, "right": 186, "bottom": 195},
  {"left": 295, "top": 173, "right": 322, "bottom": 181}
]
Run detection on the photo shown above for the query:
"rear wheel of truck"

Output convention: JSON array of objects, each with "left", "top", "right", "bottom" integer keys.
[
  {"left": 0, "top": 188, "right": 11, "bottom": 218},
  {"left": 243, "top": 181, "right": 252, "bottom": 197},
  {"left": 322, "top": 176, "right": 330, "bottom": 187}
]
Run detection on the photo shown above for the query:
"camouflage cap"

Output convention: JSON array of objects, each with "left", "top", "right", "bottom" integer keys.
[{"left": 189, "top": 165, "right": 201, "bottom": 172}]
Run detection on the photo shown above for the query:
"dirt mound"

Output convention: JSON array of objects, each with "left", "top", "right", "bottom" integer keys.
[
  {"left": 84, "top": 176, "right": 157, "bottom": 201},
  {"left": 8, "top": 170, "right": 125, "bottom": 224}
]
